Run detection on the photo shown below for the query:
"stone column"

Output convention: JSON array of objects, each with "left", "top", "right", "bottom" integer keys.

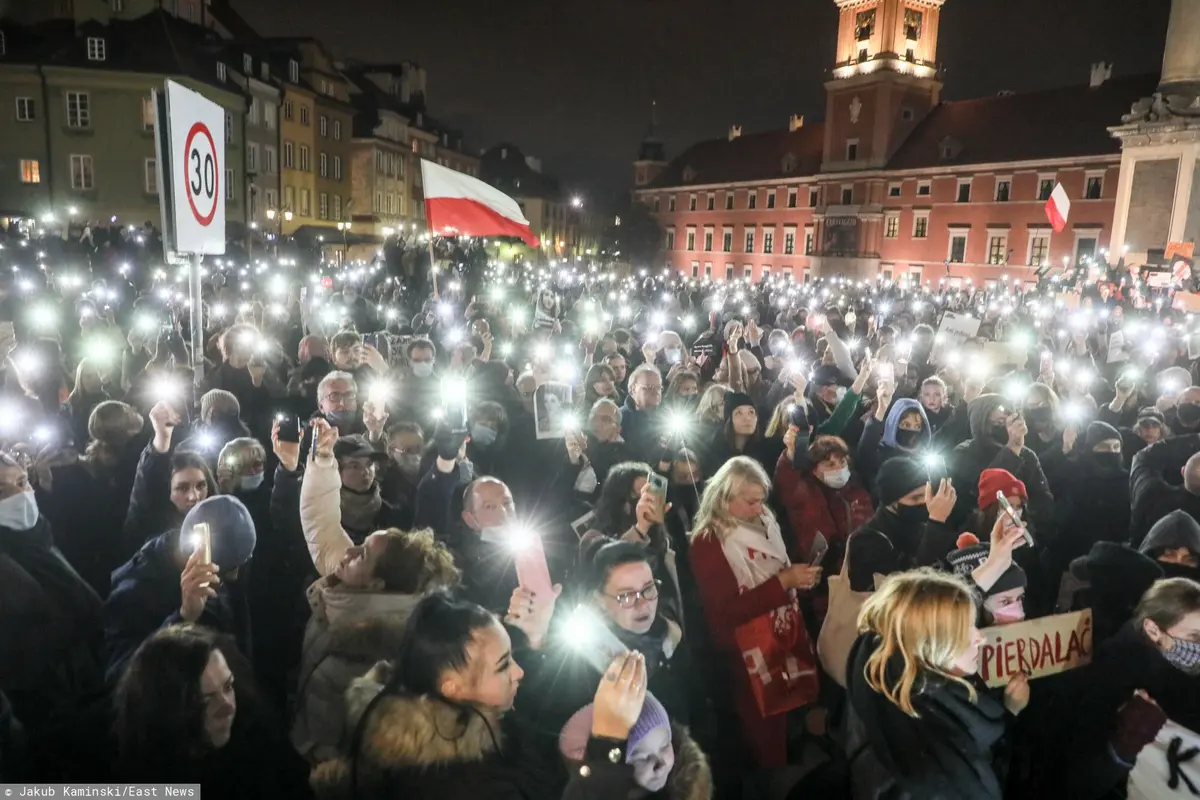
[{"left": 1161, "top": 0, "right": 1200, "bottom": 91}]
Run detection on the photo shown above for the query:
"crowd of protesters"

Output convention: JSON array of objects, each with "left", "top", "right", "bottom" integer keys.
[{"left": 4, "top": 223, "right": 1200, "bottom": 799}]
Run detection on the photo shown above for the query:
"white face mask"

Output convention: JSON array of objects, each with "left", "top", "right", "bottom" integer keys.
[
  {"left": 819, "top": 466, "right": 851, "bottom": 490},
  {"left": 0, "top": 490, "right": 39, "bottom": 531},
  {"left": 412, "top": 361, "right": 434, "bottom": 378},
  {"left": 834, "top": 386, "right": 848, "bottom": 403}
]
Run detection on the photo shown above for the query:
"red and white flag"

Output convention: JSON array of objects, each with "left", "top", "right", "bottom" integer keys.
[
  {"left": 1044, "top": 182, "right": 1071, "bottom": 233},
  {"left": 421, "top": 159, "right": 539, "bottom": 246}
]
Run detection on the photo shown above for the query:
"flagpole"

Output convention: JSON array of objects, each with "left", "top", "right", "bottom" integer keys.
[{"left": 428, "top": 235, "right": 439, "bottom": 300}]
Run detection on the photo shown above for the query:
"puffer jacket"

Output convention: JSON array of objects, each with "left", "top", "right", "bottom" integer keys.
[{"left": 291, "top": 582, "right": 422, "bottom": 764}]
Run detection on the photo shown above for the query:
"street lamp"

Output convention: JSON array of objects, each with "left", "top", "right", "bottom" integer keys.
[
  {"left": 571, "top": 196, "right": 582, "bottom": 209},
  {"left": 337, "top": 221, "right": 352, "bottom": 263}
]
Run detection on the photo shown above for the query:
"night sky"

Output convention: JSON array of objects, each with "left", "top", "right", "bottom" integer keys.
[{"left": 237, "top": 0, "right": 1172, "bottom": 202}]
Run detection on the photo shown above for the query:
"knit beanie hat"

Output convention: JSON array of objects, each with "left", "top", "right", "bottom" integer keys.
[
  {"left": 811, "top": 364, "right": 849, "bottom": 388},
  {"left": 180, "top": 494, "right": 257, "bottom": 568},
  {"left": 977, "top": 469, "right": 1027, "bottom": 511},
  {"left": 945, "top": 532, "right": 1026, "bottom": 596},
  {"left": 200, "top": 388, "right": 240, "bottom": 421},
  {"left": 1084, "top": 421, "right": 1122, "bottom": 452},
  {"left": 724, "top": 391, "right": 755, "bottom": 422},
  {"left": 558, "top": 693, "right": 671, "bottom": 762},
  {"left": 876, "top": 457, "right": 927, "bottom": 507}
]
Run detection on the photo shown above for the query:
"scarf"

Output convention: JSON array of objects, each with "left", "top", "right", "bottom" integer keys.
[
  {"left": 340, "top": 483, "right": 383, "bottom": 534},
  {"left": 720, "top": 516, "right": 792, "bottom": 593},
  {"left": 609, "top": 616, "right": 676, "bottom": 681}
]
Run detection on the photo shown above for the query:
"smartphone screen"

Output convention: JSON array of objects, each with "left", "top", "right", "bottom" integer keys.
[
  {"left": 646, "top": 472, "right": 669, "bottom": 519},
  {"left": 809, "top": 532, "right": 830, "bottom": 566},
  {"left": 996, "top": 491, "right": 1034, "bottom": 547},
  {"left": 512, "top": 529, "right": 554, "bottom": 597},
  {"left": 277, "top": 414, "right": 301, "bottom": 443}
]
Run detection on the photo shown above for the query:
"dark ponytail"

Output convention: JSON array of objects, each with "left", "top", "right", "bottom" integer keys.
[{"left": 348, "top": 592, "right": 499, "bottom": 796}]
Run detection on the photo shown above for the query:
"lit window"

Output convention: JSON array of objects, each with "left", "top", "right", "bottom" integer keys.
[{"left": 19, "top": 159, "right": 40, "bottom": 184}]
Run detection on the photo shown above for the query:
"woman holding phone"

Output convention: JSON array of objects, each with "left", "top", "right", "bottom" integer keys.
[{"left": 688, "top": 456, "right": 822, "bottom": 769}]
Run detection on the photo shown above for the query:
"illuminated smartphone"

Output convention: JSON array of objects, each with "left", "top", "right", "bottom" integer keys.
[
  {"left": 646, "top": 471, "right": 669, "bottom": 519},
  {"left": 512, "top": 528, "right": 554, "bottom": 597},
  {"left": 995, "top": 491, "right": 1033, "bottom": 547},
  {"left": 276, "top": 414, "right": 301, "bottom": 443},
  {"left": 566, "top": 605, "right": 630, "bottom": 674}
]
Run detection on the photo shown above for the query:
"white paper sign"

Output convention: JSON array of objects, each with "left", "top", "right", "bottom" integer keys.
[
  {"left": 163, "top": 80, "right": 226, "bottom": 254},
  {"left": 1129, "top": 718, "right": 1200, "bottom": 800},
  {"left": 932, "top": 312, "right": 981, "bottom": 365}
]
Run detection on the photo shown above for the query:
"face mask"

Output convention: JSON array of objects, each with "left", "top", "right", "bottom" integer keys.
[
  {"left": 1092, "top": 451, "right": 1123, "bottom": 470},
  {"left": 471, "top": 424, "right": 498, "bottom": 447},
  {"left": 989, "top": 425, "right": 1010, "bottom": 446},
  {"left": 239, "top": 473, "right": 264, "bottom": 491},
  {"left": 665, "top": 348, "right": 682, "bottom": 364},
  {"left": 1178, "top": 403, "right": 1200, "bottom": 429},
  {"left": 325, "top": 409, "right": 354, "bottom": 429},
  {"left": 411, "top": 361, "right": 434, "bottom": 378},
  {"left": 1024, "top": 407, "right": 1054, "bottom": 429},
  {"left": 834, "top": 386, "right": 848, "bottom": 403},
  {"left": 989, "top": 601, "right": 1025, "bottom": 625},
  {"left": 894, "top": 503, "right": 929, "bottom": 524},
  {"left": 894, "top": 428, "right": 921, "bottom": 450},
  {"left": 819, "top": 466, "right": 851, "bottom": 490},
  {"left": 0, "top": 490, "right": 38, "bottom": 531},
  {"left": 1163, "top": 634, "right": 1200, "bottom": 674}
]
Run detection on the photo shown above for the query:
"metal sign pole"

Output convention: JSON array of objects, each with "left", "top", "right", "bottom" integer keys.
[{"left": 190, "top": 252, "right": 204, "bottom": 387}]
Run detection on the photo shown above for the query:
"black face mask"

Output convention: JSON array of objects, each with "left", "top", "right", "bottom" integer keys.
[
  {"left": 1024, "top": 407, "right": 1054, "bottom": 430},
  {"left": 894, "top": 428, "right": 921, "bottom": 450},
  {"left": 893, "top": 503, "right": 929, "bottom": 524},
  {"left": 989, "top": 425, "right": 1011, "bottom": 446},
  {"left": 1091, "top": 451, "right": 1124, "bottom": 470},
  {"left": 1178, "top": 403, "right": 1200, "bottom": 429}
]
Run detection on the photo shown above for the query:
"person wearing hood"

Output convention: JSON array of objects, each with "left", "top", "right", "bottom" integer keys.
[
  {"left": 0, "top": 453, "right": 109, "bottom": 781},
  {"left": 1054, "top": 578, "right": 1200, "bottom": 799},
  {"left": 41, "top": 399, "right": 147, "bottom": 598},
  {"left": 843, "top": 568, "right": 1030, "bottom": 800},
  {"left": 122, "top": 401, "right": 219, "bottom": 550},
  {"left": 857, "top": 381, "right": 932, "bottom": 493},
  {"left": 1019, "top": 383, "right": 1064, "bottom": 460},
  {"left": 1061, "top": 541, "right": 1164, "bottom": 647},
  {"left": 1139, "top": 510, "right": 1200, "bottom": 582},
  {"left": 1042, "top": 422, "right": 1131, "bottom": 591},
  {"left": 558, "top": 693, "right": 713, "bottom": 800},
  {"left": 844, "top": 457, "right": 960, "bottom": 592},
  {"left": 1131, "top": 432, "right": 1200, "bottom": 547},
  {"left": 292, "top": 428, "right": 461, "bottom": 763},
  {"left": 1158, "top": 379, "right": 1200, "bottom": 434},
  {"left": 104, "top": 494, "right": 257, "bottom": 685},
  {"left": 946, "top": 393, "right": 1054, "bottom": 533},
  {"left": 700, "top": 391, "right": 774, "bottom": 477},
  {"left": 309, "top": 593, "right": 654, "bottom": 800}
]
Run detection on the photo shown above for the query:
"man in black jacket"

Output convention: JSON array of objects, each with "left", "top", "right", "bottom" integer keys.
[{"left": 1131, "top": 433, "right": 1200, "bottom": 546}]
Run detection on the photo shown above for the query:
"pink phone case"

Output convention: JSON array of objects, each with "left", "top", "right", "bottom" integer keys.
[{"left": 514, "top": 533, "right": 554, "bottom": 596}]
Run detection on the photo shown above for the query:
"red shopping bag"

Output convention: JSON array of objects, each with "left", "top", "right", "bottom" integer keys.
[{"left": 734, "top": 602, "right": 820, "bottom": 717}]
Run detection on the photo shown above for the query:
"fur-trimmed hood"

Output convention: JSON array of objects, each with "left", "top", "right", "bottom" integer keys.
[
  {"left": 311, "top": 662, "right": 503, "bottom": 799},
  {"left": 661, "top": 724, "right": 713, "bottom": 800}
]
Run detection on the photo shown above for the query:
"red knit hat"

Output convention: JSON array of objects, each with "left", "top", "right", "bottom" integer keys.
[{"left": 977, "top": 468, "right": 1027, "bottom": 511}]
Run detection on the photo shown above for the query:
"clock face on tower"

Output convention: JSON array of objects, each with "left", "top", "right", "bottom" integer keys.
[{"left": 855, "top": 8, "right": 876, "bottom": 42}]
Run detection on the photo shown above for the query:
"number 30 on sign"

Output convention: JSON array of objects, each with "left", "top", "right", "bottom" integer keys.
[{"left": 159, "top": 79, "right": 226, "bottom": 255}]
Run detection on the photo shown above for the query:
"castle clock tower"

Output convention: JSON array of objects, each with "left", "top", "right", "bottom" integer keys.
[{"left": 822, "top": 0, "right": 946, "bottom": 171}]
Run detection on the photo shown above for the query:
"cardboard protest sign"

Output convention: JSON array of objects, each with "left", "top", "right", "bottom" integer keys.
[
  {"left": 1149, "top": 271, "right": 1175, "bottom": 288},
  {"left": 1174, "top": 291, "right": 1200, "bottom": 313},
  {"left": 931, "top": 311, "right": 981, "bottom": 365},
  {"left": 976, "top": 608, "right": 1093, "bottom": 688},
  {"left": 1107, "top": 329, "right": 1130, "bottom": 364},
  {"left": 1165, "top": 241, "right": 1195, "bottom": 261},
  {"left": 1129, "top": 718, "right": 1200, "bottom": 800}
]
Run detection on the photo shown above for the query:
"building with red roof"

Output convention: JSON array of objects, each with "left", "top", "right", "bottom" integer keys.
[{"left": 633, "top": 0, "right": 1157, "bottom": 287}]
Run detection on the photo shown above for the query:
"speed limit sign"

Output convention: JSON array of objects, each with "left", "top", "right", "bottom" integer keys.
[{"left": 157, "top": 79, "right": 226, "bottom": 254}]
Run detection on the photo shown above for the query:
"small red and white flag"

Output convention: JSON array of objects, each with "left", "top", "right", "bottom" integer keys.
[
  {"left": 421, "top": 159, "right": 539, "bottom": 246},
  {"left": 1044, "top": 182, "right": 1071, "bottom": 233}
]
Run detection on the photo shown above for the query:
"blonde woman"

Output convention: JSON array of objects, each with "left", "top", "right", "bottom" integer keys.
[
  {"left": 694, "top": 383, "right": 730, "bottom": 443},
  {"left": 843, "top": 549, "right": 1030, "bottom": 798},
  {"left": 687, "top": 455, "right": 822, "bottom": 768},
  {"left": 216, "top": 437, "right": 268, "bottom": 496}
]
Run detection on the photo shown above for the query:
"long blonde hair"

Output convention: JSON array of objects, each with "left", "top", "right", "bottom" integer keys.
[
  {"left": 690, "top": 455, "right": 776, "bottom": 542},
  {"left": 696, "top": 383, "right": 730, "bottom": 426},
  {"left": 858, "top": 568, "right": 977, "bottom": 717}
]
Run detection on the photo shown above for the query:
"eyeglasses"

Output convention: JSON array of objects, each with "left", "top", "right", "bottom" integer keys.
[
  {"left": 634, "top": 384, "right": 663, "bottom": 396},
  {"left": 324, "top": 390, "right": 358, "bottom": 404},
  {"left": 604, "top": 581, "right": 660, "bottom": 609},
  {"left": 388, "top": 446, "right": 423, "bottom": 456}
]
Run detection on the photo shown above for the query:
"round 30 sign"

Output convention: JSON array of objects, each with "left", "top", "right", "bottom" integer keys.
[{"left": 183, "top": 121, "right": 219, "bottom": 227}]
